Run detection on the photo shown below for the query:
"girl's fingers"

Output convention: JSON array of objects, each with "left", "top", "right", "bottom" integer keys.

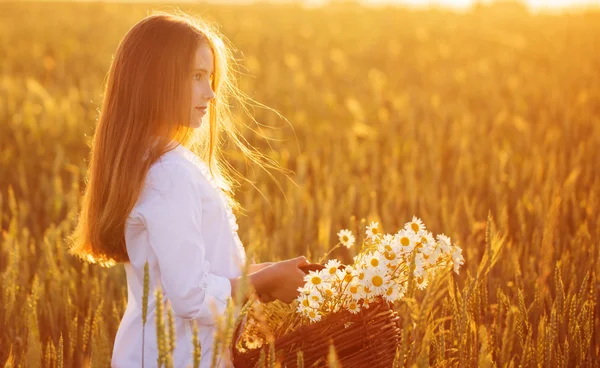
[{"left": 295, "top": 256, "right": 310, "bottom": 266}]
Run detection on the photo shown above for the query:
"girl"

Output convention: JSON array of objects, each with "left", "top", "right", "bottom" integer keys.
[{"left": 67, "top": 11, "right": 309, "bottom": 368}]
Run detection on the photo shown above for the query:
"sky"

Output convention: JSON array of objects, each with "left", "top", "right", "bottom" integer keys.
[
  {"left": 45, "top": 0, "right": 600, "bottom": 12},
  {"left": 199, "top": 0, "right": 599, "bottom": 12}
]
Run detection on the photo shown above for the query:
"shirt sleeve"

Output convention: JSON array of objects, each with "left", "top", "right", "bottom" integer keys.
[{"left": 138, "top": 161, "right": 232, "bottom": 324}]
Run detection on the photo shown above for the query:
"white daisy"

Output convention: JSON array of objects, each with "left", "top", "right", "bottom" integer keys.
[
  {"left": 383, "top": 283, "right": 406, "bottom": 303},
  {"left": 322, "top": 286, "right": 335, "bottom": 299},
  {"left": 452, "top": 246, "right": 465, "bottom": 274},
  {"left": 307, "top": 309, "right": 322, "bottom": 323},
  {"left": 346, "top": 301, "right": 361, "bottom": 314},
  {"left": 383, "top": 284, "right": 399, "bottom": 303},
  {"left": 365, "top": 251, "right": 385, "bottom": 270},
  {"left": 365, "top": 221, "right": 381, "bottom": 241},
  {"left": 344, "top": 281, "right": 362, "bottom": 300},
  {"left": 416, "top": 272, "right": 430, "bottom": 290},
  {"left": 298, "top": 295, "right": 319, "bottom": 309},
  {"left": 437, "top": 234, "right": 453, "bottom": 253},
  {"left": 337, "top": 229, "right": 356, "bottom": 248},
  {"left": 308, "top": 290, "right": 323, "bottom": 304},
  {"left": 418, "top": 231, "right": 435, "bottom": 247},
  {"left": 304, "top": 270, "right": 325, "bottom": 287},
  {"left": 405, "top": 216, "right": 425, "bottom": 235},
  {"left": 297, "top": 285, "right": 312, "bottom": 296},
  {"left": 336, "top": 265, "right": 355, "bottom": 285},
  {"left": 363, "top": 267, "right": 390, "bottom": 295},
  {"left": 396, "top": 230, "right": 417, "bottom": 255},
  {"left": 324, "top": 259, "right": 342, "bottom": 278}
]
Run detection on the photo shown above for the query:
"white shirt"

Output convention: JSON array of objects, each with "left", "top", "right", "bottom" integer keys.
[{"left": 112, "top": 142, "right": 247, "bottom": 368}]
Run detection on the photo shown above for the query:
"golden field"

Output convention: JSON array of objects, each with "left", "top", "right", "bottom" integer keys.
[{"left": 0, "top": 1, "right": 599, "bottom": 366}]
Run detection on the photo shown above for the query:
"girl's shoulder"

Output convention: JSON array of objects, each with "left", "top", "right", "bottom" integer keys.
[{"left": 143, "top": 146, "right": 220, "bottom": 199}]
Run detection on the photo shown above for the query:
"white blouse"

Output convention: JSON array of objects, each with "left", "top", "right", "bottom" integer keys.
[{"left": 112, "top": 142, "right": 247, "bottom": 368}]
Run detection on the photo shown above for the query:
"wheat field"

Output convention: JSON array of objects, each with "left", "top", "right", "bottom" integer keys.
[{"left": 0, "top": 1, "right": 599, "bottom": 367}]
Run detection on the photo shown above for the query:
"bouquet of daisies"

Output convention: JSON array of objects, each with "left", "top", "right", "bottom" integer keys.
[
  {"left": 296, "top": 217, "right": 464, "bottom": 323},
  {"left": 233, "top": 217, "right": 464, "bottom": 367}
]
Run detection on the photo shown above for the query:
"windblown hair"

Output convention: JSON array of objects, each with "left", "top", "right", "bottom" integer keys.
[{"left": 68, "top": 10, "right": 281, "bottom": 266}]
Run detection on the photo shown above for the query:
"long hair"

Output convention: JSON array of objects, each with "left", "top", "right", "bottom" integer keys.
[{"left": 68, "top": 10, "right": 282, "bottom": 266}]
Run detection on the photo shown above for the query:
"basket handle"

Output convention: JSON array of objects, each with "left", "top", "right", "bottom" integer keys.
[
  {"left": 298, "top": 263, "right": 325, "bottom": 274},
  {"left": 298, "top": 263, "right": 345, "bottom": 274}
]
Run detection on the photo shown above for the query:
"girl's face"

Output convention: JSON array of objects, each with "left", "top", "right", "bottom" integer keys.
[{"left": 189, "top": 43, "right": 215, "bottom": 128}]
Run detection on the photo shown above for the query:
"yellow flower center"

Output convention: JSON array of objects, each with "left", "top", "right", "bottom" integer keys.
[
  {"left": 384, "top": 251, "right": 396, "bottom": 260},
  {"left": 372, "top": 275, "right": 383, "bottom": 287},
  {"left": 349, "top": 302, "right": 357, "bottom": 310},
  {"left": 342, "top": 235, "right": 349, "bottom": 242},
  {"left": 423, "top": 253, "right": 430, "bottom": 259},
  {"left": 421, "top": 236, "right": 427, "bottom": 243},
  {"left": 401, "top": 237, "right": 410, "bottom": 246},
  {"left": 350, "top": 285, "right": 358, "bottom": 294},
  {"left": 370, "top": 258, "right": 379, "bottom": 267},
  {"left": 364, "top": 286, "right": 372, "bottom": 293},
  {"left": 311, "top": 295, "right": 319, "bottom": 301},
  {"left": 417, "top": 275, "right": 424, "bottom": 283},
  {"left": 325, "top": 289, "right": 334, "bottom": 297},
  {"left": 359, "top": 272, "right": 365, "bottom": 280},
  {"left": 328, "top": 267, "right": 337, "bottom": 275},
  {"left": 309, "top": 311, "right": 316, "bottom": 318},
  {"left": 302, "top": 299, "right": 310, "bottom": 307},
  {"left": 311, "top": 276, "right": 322, "bottom": 285},
  {"left": 344, "top": 274, "right": 353, "bottom": 283},
  {"left": 386, "top": 287, "right": 393, "bottom": 296},
  {"left": 384, "top": 245, "right": 392, "bottom": 252},
  {"left": 411, "top": 223, "right": 419, "bottom": 232}
]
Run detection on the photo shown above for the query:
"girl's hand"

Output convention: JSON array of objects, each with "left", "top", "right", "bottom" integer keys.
[{"left": 260, "top": 256, "right": 310, "bottom": 304}]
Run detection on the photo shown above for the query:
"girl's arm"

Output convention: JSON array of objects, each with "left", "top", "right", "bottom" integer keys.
[
  {"left": 230, "top": 256, "right": 308, "bottom": 304},
  {"left": 248, "top": 262, "right": 274, "bottom": 274}
]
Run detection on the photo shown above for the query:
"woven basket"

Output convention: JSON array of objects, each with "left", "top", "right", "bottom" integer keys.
[{"left": 232, "top": 264, "right": 402, "bottom": 368}]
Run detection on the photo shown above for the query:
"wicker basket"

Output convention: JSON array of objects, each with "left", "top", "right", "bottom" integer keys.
[{"left": 232, "top": 264, "right": 402, "bottom": 368}]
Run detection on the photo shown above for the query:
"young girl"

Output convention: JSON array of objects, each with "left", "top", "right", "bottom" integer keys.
[{"left": 68, "top": 11, "right": 309, "bottom": 367}]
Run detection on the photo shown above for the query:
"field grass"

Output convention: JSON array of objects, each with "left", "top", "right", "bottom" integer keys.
[{"left": 0, "top": 1, "right": 599, "bottom": 366}]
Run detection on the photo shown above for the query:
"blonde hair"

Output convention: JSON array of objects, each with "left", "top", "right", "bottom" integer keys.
[{"left": 68, "top": 10, "right": 283, "bottom": 266}]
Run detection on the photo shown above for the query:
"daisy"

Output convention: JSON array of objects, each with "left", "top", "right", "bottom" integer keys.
[
  {"left": 382, "top": 233, "right": 395, "bottom": 244},
  {"left": 452, "top": 246, "right": 464, "bottom": 274},
  {"left": 304, "top": 270, "right": 325, "bottom": 287},
  {"left": 365, "top": 221, "right": 381, "bottom": 241},
  {"left": 337, "top": 229, "right": 356, "bottom": 248},
  {"left": 296, "top": 302, "right": 310, "bottom": 314},
  {"left": 395, "top": 230, "right": 416, "bottom": 254},
  {"left": 416, "top": 272, "right": 430, "bottom": 290},
  {"left": 351, "top": 267, "right": 367, "bottom": 282},
  {"left": 344, "top": 281, "right": 362, "bottom": 300},
  {"left": 362, "top": 297, "right": 373, "bottom": 309},
  {"left": 418, "top": 231, "right": 435, "bottom": 247},
  {"left": 298, "top": 295, "right": 319, "bottom": 309},
  {"left": 363, "top": 267, "right": 390, "bottom": 295},
  {"left": 382, "top": 249, "right": 398, "bottom": 266},
  {"left": 383, "top": 284, "right": 400, "bottom": 303},
  {"left": 308, "top": 290, "right": 323, "bottom": 304},
  {"left": 346, "top": 301, "right": 361, "bottom": 314},
  {"left": 437, "top": 234, "right": 453, "bottom": 253},
  {"left": 365, "top": 251, "right": 385, "bottom": 270},
  {"left": 307, "top": 309, "right": 322, "bottom": 323},
  {"left": 324, "top": 259, "right": 342, "bottom": 278},
  {"left": 297, "top": 285, "right": 312, "bottom": 296},
  {"left": 389, "top": 283, "right": 407, "bottom": 302},
  {"left": 336, "top": 265, "right": 355, "bottom": 285},
  {"left": 405, "top": 216, "right": 425, "bottom": 235}
]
